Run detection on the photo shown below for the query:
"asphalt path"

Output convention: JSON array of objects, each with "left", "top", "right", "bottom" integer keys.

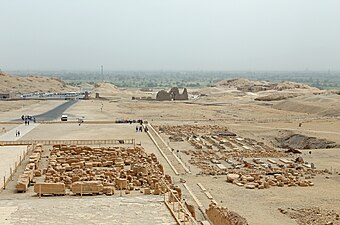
[{"left": 14, "top": 100, "right": 78, "bottom": 122}]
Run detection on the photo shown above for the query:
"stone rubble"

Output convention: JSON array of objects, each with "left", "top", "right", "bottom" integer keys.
[
  {"left": 157, "top": 125, "right": 326, "bottom": 189},
  {"left": 35, "top": 145, "right": 171, "bottom": 196},
  {"left": 16, "top": 144, "right": 43, "bottom": 192},
  {"left": 279, "top": 207, "right": 340, "bottom": 225},
  {"left": 206, "top": 203, "right": 249, "bottom": 225}
]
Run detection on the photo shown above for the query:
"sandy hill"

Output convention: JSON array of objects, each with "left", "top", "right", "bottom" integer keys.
[
  {"left": 272, "top": 94, "right": 340, "bottom": 117},
  {"left": 0, "top": 72, "right": 78, "bottom": 93},
  {"left": 216, "top": 78, "right": 318, "bottom": 92},
  {"left": 92, "top": 82, "right": 121, "bottom": 96}
]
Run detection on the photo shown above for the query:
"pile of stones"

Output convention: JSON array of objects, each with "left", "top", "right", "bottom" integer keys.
[
  {"left": 206, "top": 203, "right": 249, "bottom": 225},
  {"left": 225, "top": 166, "right": 330, "bottom": 189},
  {"left": 43, "top": 145, "right": 172, "bottom": 195},
  {"left": 16, "top": 144, "right": 43, "bottom": 192},
  {"left": 157, "top": 125, "right": 227, "bottom": 136},
  {"left": 279, "top": 207, "right": 340, "bottom": 225}
]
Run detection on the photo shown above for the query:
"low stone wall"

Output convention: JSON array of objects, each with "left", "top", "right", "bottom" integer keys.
[
  {"left": 16, "top": 144, "right": 42, "bottom": 192},
  {"left": 34, "top": 182, "right": 65, "bottom": 195}
]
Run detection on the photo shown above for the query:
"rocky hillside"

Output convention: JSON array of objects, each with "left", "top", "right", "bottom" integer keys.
[
  {"left": 0, "top": 72, "right": 78, "bottom": 93},
  {"left": 216, "top": 79, "right": 318, "bottom": 92}
]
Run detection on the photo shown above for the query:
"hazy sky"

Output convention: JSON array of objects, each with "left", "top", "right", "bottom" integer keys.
[{"left": 1, "top": 0, "right": 339, "bottom": 71}]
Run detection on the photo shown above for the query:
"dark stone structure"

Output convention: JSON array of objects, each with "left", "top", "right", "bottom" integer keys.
[{"left": 156, "top": 87, "right": 188, "bottom": 101}]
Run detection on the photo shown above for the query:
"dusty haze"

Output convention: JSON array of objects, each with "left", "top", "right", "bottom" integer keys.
[{"left": 1, "top": 0, "right": 340, "bottom": 71}]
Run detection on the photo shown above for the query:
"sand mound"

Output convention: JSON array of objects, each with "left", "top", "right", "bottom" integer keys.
[
  {"left": 273, "top": 100, "right": 323, "bottom": 114},
  {"left": 216, "top": 78, "right": 268, "bottom": 87},
  {"left": 276, "top": 133, "right": 339, "bottom": 149},
  {"left": 255, "top": 93, "right": 301, "bottom": 101},
  {"left": 0, "top": 72, "right": 77, "bottom": 93},
  {"left": 273, "top": 95, "right": 340, "bottom": 116},
  {"left": 92, "top": 82, "right": 120, "bottom": 96},
  {"left": 273, "top": 81, "right": 315, "bottom": 91},
  {"left": 216, "top": 79, "right": 318, "bottom": 93}
]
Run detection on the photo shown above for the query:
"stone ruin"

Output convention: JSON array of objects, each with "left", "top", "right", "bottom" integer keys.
[
  {"left": 27, "top": 145, "right": 173, "bottom": 196},
  {"left": 156, "top": 87, "right": 188, "bottom": 101},
  {"left": 206, "top": 203, "right": 249, "bottom": 225},
  {"left": 156, "top": 125, "right": 327, "bottom": 189},
  {"left": 16, "top": 144, "right": 43, "bottom": 192}
]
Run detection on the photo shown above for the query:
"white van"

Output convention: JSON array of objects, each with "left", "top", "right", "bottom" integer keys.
[{"left": 61, "top": 115, "right": 68, "bottom": 121}]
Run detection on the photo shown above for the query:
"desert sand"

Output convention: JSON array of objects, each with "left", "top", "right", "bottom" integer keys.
[{"left": 0, "top": 78, "right": 340, "bottom": 225}]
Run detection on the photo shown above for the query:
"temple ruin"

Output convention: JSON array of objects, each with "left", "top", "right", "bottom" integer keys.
[{"left": 156, "top": 87, "right": 188, "bottom": 101}]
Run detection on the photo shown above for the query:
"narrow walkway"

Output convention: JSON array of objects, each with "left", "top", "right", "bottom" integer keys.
[
  {"left": 147, "top": 124, "right": 188, "bottom": 175},
  {"left": 0, "top": 124, "right": 40, "bottom": 141}
]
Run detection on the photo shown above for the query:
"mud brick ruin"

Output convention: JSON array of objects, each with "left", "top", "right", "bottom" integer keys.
[{"left": 156, "top": 87, "right": 188, "bottom": 101}]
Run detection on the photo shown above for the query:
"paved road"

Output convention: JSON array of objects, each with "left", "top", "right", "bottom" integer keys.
[
  {"left": 0, "top": 124, "right": 39, "bottom": 141},
  {"left": 14, "top": 100, "right": 78, "bottom": 122}
]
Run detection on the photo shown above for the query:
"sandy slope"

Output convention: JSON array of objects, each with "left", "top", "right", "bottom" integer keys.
[
  {"left": 0, "top": 72, "right": 77, "bottom": 93},
  {"left": 273, "top": 95, "right": 340, "bottom": 117},
  {"left": 1, "top": 79, "right": 340, "bottom": 225}
]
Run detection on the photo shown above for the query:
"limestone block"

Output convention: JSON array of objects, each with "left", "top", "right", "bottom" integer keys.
[
  {"left": 245, "top": 184, "right": 255, "bottom": 189},
  {"left": 226, "top": 174, "right": 239, "bottom": 183},
  {"left": 85, "top": 162, "right": 93, "bottom": 169},
  {"left": 116, "top": 178, "right": 128, "bottom": 190},
  {"left": 34, "top": 170, "right": 42, "bottom": 177},
  {"left": 102, "top": 186, "right": 114, "bottom": 195},
  {"left": 23, "top": 170, "right": 34, "bottom": 182},
  {"left": 34, "top": 182, "right": 65, "bottom": 195},
  {"left": 71, "top": 181, "right": 103, "bottom": 194},
  {"left": 16, "top": 178, "right": 29, "bottom": 192}
]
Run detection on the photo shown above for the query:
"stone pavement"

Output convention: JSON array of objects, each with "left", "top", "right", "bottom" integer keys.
[
  {"left": 0, "top": 146, "right": 27, "bottom": 189},
  {"left": 0, "top": 124, "right": 39, "bottom": 141},
  {"left": 0, "top": 195, "right": 176, "bottom": 225}
]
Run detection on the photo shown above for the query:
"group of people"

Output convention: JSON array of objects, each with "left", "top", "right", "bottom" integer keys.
[
  {"left": 136, "top": 125, "right": 148, "bottom": 133},
  {"left": 15, "top": 130, "right": 21, "bottom": 137},
  {"left": 115, "top": 119, "right": 144, "bottom": 124},
  {"left": 21, "top": 115, "right": 36, "bottom": 124}
]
